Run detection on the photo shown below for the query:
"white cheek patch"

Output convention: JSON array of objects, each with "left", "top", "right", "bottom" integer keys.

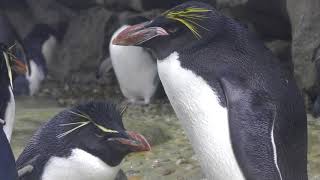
[{"left": 157, "top": 52, "right": 244, "bottom": 180}]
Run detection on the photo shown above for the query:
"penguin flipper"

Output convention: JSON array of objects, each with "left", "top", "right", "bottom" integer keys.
[
  {"left": 220, "top": 78, "right": 282, "bottom": 180},
  {"left": 17, "top": 165, "right": 34, "bottom": 178},
  {"left": 17, "top": 154, "right": 40, "bottom": 179}
]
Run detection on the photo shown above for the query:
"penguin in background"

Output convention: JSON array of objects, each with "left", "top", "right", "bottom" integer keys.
[
  {"left": 0, "top": 44, "right": 27, "bottom": 180},
  {"left": 109, "top": 16, "right": 160, "bottom": 105},
  {"left": 17, "top": 101, "right": 151, "bottom": 180},
  {"left": 14, "top": 23, "right": 66, "bottom": 96},
  {"left": 113, "top": 1, "right": 307, "bottom": 180}
]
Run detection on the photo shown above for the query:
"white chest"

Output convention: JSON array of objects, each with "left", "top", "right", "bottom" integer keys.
[
  {"left": 26, "top": 60, "right": 45, "bottom": 96},
  {"left": 157, "top": 52, "right": 244, "bottom": 180},
  {"left": 3, "top": 86, "right": 15, "bottom": 142},
  {"left": 109, "top": 26, "right": 159, "bottom": 102},
  {"left": 42, "top": 35, "right": 57, "bottom": 64},
  {"left": 42, "top": 148, "right": 120, "bottom": 180}
]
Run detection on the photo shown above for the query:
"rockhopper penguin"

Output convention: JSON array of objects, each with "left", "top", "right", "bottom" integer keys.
[
  {"left": 14, "top": 24, "right": 59, "bottom": 96},
  {"left": 0, "top": 43, "right": 28, "bottom": 141},
  {"left": 109, "top": 17, "right": 160, "bottom": 105},
  {"left": 0, "top": 43, "right": 27, "bottom": 180},
  {"left": 16, "top": 101, "right": 151, "bottom": 180},
  {"left": 112, "top": 1, "right": 308, "bottom": 180}
]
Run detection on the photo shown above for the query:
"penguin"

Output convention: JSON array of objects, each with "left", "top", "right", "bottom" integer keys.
[
  {"left": 16, "top": 101, "right": 151, "bottom": 180},
  {"left": 109, "top": 17, "right": 160, "bottom": 105},
  {"left": 0, "top": 43, "right": 27, "bottom": 141},
  {"left": 13, "top": 24, "right": 59, "bottom": 96},
  {"left": 0, "top": 43, "right": 27, "bottom": 180},
  {"left": 112, "top": 1, "right": 307, "bottom": 180}
]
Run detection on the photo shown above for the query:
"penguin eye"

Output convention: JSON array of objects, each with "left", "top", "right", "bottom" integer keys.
[{"left": 167, "top": 27, "right": 179, "bottom": 34}]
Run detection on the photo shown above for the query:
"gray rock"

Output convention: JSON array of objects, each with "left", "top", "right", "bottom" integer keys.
[
  {"left": 287, "top": 0, "right": 320, "bottom": 90},
  {"left": 115, "top": 169, "right": 128, "bottom": 180},
  {"left": 49, "top": 7, "right": 112, "bottom": 81},
  {"left": 265, "top": 40, "right": 293, "bottom": 73},
  {"left": 26, "top": 0, "right": 75, "bottom": 26}
]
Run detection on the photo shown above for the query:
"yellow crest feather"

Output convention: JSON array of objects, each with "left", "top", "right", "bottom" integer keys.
[
  {"left": 57, "top": 110, "right": 119, "bottom": 139},
  {"left": 3, "top": 52, "right": 13, "bottom": 89},
  {"left": 164, "top": 7, "right": 212, "bottom": 39}
]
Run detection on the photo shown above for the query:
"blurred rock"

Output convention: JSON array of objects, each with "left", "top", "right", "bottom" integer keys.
[
  {"left": 216, "top": 0, "right": 247, "bottom": 8},
  {"left": 265, "top": 40, "right": 293, "bottom": 74},
  {"left": 246, "top": 0, "right": 290, "bottom": 40},
  {"left": 26, "top": 0, "right": 75, "bottom": 26},
  {"left": 49, "top": 7, "right": 112, "bottom": 81},
  {"left": 287, "top": 0, "right": 320, "bottom": 90},
  {"left": 100, "top": 0, "right": 215, "bottom": 12},
  {"left": 115, "top": 169, "right": 128, "bottom": 180}
]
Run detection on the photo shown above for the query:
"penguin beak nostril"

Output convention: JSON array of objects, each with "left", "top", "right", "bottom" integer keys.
[
  {"left": 112, "top": 23, "right": 168, "bottom": 46},
  {"left": 108, "top": 131, "right": 151, "bottom": 152}
]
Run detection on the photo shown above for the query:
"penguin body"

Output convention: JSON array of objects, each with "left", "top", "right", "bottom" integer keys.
[
  {"left": 0, "top": 55, "right": 17, "bottom": 180},
  {"left": 0, "top": 43, "right": 27, "bottom": 141},
  {"left": 14, "top": 24, "right": 58, "bottom": 96},
  {"left": 0, "top": 128, "right": 17, "bottom": 180},
  {"left": 0, "top": 44, "right": 27, "bottom": 179},
  {"left": 110, "top": 18, "right": 160, "bottom": 104},
  {"left": 112, "top": 2, "right": 307, "bottom": 179},
  {"left": 17, "top": 101, "right": 150, "bottom": 180}
]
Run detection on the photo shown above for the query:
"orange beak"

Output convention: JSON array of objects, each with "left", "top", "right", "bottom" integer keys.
[{"left": 12, "top": 58, "right": 28, "bottom": 75}]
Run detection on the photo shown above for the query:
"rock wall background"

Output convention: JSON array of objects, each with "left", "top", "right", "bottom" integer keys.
[{"left": 1, "top": 0, "right": 320, "bottom": 109}]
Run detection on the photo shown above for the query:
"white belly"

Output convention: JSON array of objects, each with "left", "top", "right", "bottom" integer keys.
[
  {"left": 110, "top": 26, "right": 159, "bottom": 104},
  {"left": 42, "top": 35, "right": 57, "bottom": 65},
  {"left": 42, "top": 148, "right": 120, "bottom": 180},
  {"left": 26, "top": 60, "right": 45, "bottom": 96},
  {"left": 3, "top": 86, "right": 15, "bottom": 142},
  {"left": 157, "top": 52, "right": 244, "bottom": 180}
]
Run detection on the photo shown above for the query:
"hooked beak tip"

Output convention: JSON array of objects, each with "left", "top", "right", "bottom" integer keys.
[
  {"left": 112, "top": 23, "right": 168, "bottom": 46},
  {"left": 108, "top": 131, "right": 151, "bottom": 152}
]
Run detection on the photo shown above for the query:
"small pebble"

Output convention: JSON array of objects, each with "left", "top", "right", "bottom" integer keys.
[{"left": 161, "top": 169, "right": 175, "bottom": 176}]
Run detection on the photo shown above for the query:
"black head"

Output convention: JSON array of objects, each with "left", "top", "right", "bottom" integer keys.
[
  {"left": 112, "top": 1, "right": 225, "bottom": 59},
  {"left": 26, "top": 24, "right": 57, "bottom": 44},
  {"left": 53, "top": 101, "right": 150, "bottom": 166},
  {"left": 0, "top": 43, "right": 28, "bottom": 87}
]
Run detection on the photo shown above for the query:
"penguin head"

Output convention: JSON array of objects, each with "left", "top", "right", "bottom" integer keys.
[
  {"left": 57, "top": 101, "right": 151, "bottom": 166},
  {"left": 112, "top": 1, "right": 223, "bottom": 59},
  {"left": 0, "top": 43, "right": 28, "bottom": 87}
]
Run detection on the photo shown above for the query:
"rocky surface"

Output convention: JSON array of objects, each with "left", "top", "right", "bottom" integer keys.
[{"left": 287, "top": 0, "right": 320, "bottom": 92}]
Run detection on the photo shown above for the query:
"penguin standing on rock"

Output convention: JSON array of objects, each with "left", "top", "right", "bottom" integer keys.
[
  {"left": 14, "top": 24, "right": 61, "bottom": 96},
  {"left": 0, "top": 44, "right": 27, "bottom": 180},
  {"left": 109, "top": 17, "right": 160, "bottom": 105},
  {"left": 113, "top": 1, "right": 307, "bottom": 179},
  {"left": 17, "top": 101, "right": 151, "bottom": 180}
]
